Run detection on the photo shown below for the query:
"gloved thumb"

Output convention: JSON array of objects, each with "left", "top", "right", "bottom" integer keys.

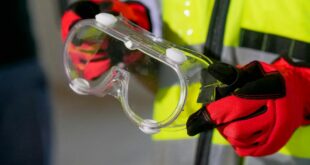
[{"left": 186, "top": 107, "right": 215, "bottom": 136}]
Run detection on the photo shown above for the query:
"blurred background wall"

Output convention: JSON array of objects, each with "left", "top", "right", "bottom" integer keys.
[{"left": 27, "top": 1, "right": 154, "bottom": 164}]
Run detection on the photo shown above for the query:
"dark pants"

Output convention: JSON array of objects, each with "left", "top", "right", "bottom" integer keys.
[{"left": 0, "top": 58, "right": 52, "bottom": 165}]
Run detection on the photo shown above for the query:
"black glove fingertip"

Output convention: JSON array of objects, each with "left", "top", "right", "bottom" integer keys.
[
  {"left": 186, "top": 107, "right": 215, "bottom": 136},
  {"left": 208, "top": 62, "right": 238, "bottom": 85}
]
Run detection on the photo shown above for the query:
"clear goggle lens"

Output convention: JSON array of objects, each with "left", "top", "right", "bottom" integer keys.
[{"left": 64, "top": 16, "right": 216, "bottom": 134}]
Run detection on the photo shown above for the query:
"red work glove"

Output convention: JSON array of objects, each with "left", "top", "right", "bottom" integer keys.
[
  {"left": 61, "top": 0, "right": 151, "bottom": 80},
  {"left": 186, "top": 58, "right": 310, "bottom": 156}
]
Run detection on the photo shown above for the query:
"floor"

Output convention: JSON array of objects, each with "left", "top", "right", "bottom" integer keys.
[{"left": 51, "top": 86, "right": 154, "bottom": 165}]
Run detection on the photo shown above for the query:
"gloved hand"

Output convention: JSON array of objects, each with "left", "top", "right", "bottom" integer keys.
[
  {"left": 61, "top": 0, "right": 151, "bottom": 80},
  {"left": 187, "top": 58, "right": 310, "bottom": 156}
]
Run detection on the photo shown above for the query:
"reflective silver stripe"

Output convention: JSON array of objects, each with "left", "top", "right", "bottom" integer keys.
[
  {"left": 208, "top": 144, "right": 241, "bottom": 165},
  {"left": 190, "top": 44, "right": 205, "bottom": 53},
  {"left": 210, "top": 131, "right": 310, "bottom": 165},
  {"left": 221, "top": 46, "right": 279, "bottom": 65},
  {"left": 245, "top": 153, "right": 310, "bottom": 165},
  {"left": 221, "top": 46, "right": 305, "bottom": 66},
  {"left": 151, "top": 139, "right": 197, "bottom": 165}
]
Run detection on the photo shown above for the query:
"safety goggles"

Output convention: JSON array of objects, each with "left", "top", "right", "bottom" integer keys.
[{"left": 63, "top": 13, "right": 217, "bottom": 134}]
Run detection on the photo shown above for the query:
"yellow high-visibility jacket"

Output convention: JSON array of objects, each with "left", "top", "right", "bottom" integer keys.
[{"left": 157, "top": 0, "right": 310, "bottom": 164}]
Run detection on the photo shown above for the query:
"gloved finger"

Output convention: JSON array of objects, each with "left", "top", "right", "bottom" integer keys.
[
  {"left": 234, "top": 143, "right": 272, "bottom": 157},
  {"left": 198, "top": 62, "right": 246, "bottom": 103},
  {"left": 186, "top": 96, "right": 267, "bottom": 136},
  {"left": 207, "top": 95, "right": 267, "bottom": 125},
  {"left": 207, "top": 62, "right": 239, "bottom": 85},
  {"left": 234, "top": 73, "right": 285, "bottom": 99},
  {"left": 220, "top": 105, "right": 271, "bottom": 138},
  {"left": 210, "top": 61, "right": 284, "bottom": 98},
  {"left": 207, "top": 62, "right": 242, "bottom": 98},
  {"left": 207, "top": 62, "right": 259, "bottom": 98},
  {"left": 225, "top": 131, "right": 268, "bottom": 149},
  {"left": 222, "top": 125, "right": 270, "bottom": 156},
  {"left": 218, "top": 105, "right": 273, "bottom": 148}
]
